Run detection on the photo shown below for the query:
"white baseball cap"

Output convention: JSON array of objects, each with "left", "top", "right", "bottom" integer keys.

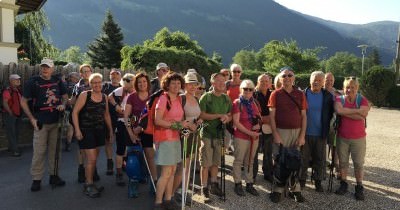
[{"left": 40, "top": 58, "right": 54, "bottom": 68}]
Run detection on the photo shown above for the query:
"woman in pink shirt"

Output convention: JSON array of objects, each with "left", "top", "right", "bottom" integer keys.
[
  {"left": 334, "top": 77, "right": 370, "bottom": 201},
  {"left": 153, "top": 72, "right": 190, "bottom": 209}
]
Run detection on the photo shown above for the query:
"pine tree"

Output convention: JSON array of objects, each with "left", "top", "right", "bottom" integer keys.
[
  {"left": 368, "top": 48, "right": 381, "bottom": 66},
  {"left": 87, "top": 10, "right": 124, "bottom": 68}
]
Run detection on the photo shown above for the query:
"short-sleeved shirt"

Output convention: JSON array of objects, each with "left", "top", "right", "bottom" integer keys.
[
  {"left": 126, "top": 92, "right": 148, "bottom": 125},
  {"left": 199, "top": 92, "right": 232, "bottom": 139},
  {"left": 23, "top": 76, "right": 67, "bottom": 124},
  {"left": 253, "top": 89, "right": 272, "bottom": 116},
  {"left": 154, "top": 94, "right": 184, "bottom": 143},
  {"left": 268, "top": 88, "right": 308, "bottom": 129},
  {"left": 72, "top": 79, "right": 90, "bottom": 97},
  {"left": 232, "top": 99, "right": 261, "bottom": 141},
  {"left": 2, "top": 87, "right": 22, "bottom": 116},
  {"left": 305, "top": 89, "right": 323, "bottom": 136},
  {"left": 336, "top": 95, "right": 368, "bottom": 139}
]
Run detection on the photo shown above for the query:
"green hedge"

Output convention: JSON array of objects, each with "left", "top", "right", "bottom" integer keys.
[
  {"left": 360, "top": 67, "right": 396, "bottom": 107},
  {"left": 387, "top": 86, "right": 400, "bottom": 108},
  {"left": 121, "top": 45, "right": 221, "bottom": 80}
]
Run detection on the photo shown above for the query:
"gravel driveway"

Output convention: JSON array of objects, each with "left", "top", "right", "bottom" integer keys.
[{"left": 189, "top": 107, "right": 400, "bottom": 210}]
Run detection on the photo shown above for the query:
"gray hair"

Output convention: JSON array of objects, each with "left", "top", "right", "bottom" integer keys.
[
  {"left": 230, "top": 63, "right": 242, "bottom": 72},
  {"left": 240, "top": 79, "right": 255, "bottom": 89},
  {"left": 310, "top": 71, "right": 325, "bottom": 82}
]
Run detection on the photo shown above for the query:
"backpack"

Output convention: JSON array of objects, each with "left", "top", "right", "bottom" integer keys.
[
  {"left": 273, "top": 146, "right": 302, "bottom": 186},
  {"left": 138, "top": 90, "right": 185, "bottom": 135},
  {"left": 126, "top": 145, "right": 148, "bottom": 182}
]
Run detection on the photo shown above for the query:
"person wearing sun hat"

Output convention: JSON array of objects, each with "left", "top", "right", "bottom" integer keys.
[{"left": 150, "top": 62, "right": 170, "bottom": 94}]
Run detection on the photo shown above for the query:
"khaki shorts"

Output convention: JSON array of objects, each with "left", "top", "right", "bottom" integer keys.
[
  {"left": 337, "top": 137, "right": 366, "bottom": 172},
  {"left": 199, "top": 137, "right": 222, "bottom": 167}
]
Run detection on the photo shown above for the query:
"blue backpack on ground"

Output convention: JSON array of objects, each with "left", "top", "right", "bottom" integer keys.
[{"left": 126, "top": 145, "right": 148, "bottom": 198}]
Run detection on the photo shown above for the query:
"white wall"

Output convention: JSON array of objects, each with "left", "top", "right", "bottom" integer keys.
[
  {"left": 0, "top": 47, "right": 17, "bottom": 64},
  {"left": 1, "top": 8, "right": 15, "bottom": 42}
]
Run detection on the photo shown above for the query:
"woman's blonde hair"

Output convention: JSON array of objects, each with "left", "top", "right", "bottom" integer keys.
[
  {"left": 88, "top": 73, "right": 103, "bottom": 84},
  {"left": 343, "top": 76, "right": 359, "bottom": 91}
]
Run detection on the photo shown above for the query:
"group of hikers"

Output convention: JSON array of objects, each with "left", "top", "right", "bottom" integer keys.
[{"left": 1, "top": 58, "right": 370, "bottom": 209}]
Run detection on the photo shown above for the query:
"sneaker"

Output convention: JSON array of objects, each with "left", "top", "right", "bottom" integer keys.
[
  {"left": 269, "top": 192, "right": 282, "bottom": 203},
  {"left": 354, "top": 185, "right": 365, "bottom": 201},
  {"left": 234, "top": 183, "right": 245, "bottom": 196},
  {"left": 299, "top": 180, "right": 306, "bottom": 190},
  {"left": 84, "top": 183, "right": 100, "bottom": 198},
  {"left": 315, "top": 180, "right": 324, "bottom": 192},
  {"left": 290, "top": 192, "right": 305, "bottom": 203},
  {"left": 94, "top": 184, "right": 104, "bottom": 193},
  {"left": 245, "top": 183, "right": 259, "bottom": 196},
  {"left": 163, "top": 199, "right": 179, "bottom": 210},
  {"left": 200, "top": 187, "right": 211, "bottom": 203},
  {"left": 335, "top": 180, "right": 348, "bottom": 195},
  {"left": 31, "top": 180, "right": 41, "bottom": 192},
  {"left": 106, "top": 159, "right": 114, "bottom": 175},
  {"left": 116, "top": 173, "right": 126, "bottom": 186},
  {"left": 210, "top": 182, "right": 223, "bottom": 196},
  {"left": 93, "top": 168, "right": 100, "bottom": 182},
  {"left": 49, "top": 175, "right": 66, "bottom": 187},
  {"left": 78, "top": 166, "right": 85, "bottom": 183}
]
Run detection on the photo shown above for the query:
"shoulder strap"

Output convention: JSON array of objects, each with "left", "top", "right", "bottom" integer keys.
[
  {"left": 356, "top": 94, "right": 362, "bottom": 108},
  {"left": 340, "top": 95, "right": 345, "bottom": 105},
  {"left": 282, "top": 90, "right": 301, "bottom": 113},
  {"left": 180, "top": 94, "right": 186, "bottom": 108}
]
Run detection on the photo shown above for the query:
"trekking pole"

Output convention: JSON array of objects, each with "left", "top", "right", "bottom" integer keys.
[
  {"left": 181, "top": 128, "right": 190, "bottom": 210},
  {"left": 141, "top": 143, "right": 157, "bottom": 193},
  {"left": 185, "top": 131, "right": 196, "bottom": 207},
  {"left": 53, "top": 111, "right": 65, "bottom": 189},
  {"left": 220, "top": 123, "right": 226, "bottom": 201},
  {"left": 328, "top": 131, "right": 337, "bottom": 192},
  {"left": 190, "top": 130, "right": 200, "bottom": 207}
]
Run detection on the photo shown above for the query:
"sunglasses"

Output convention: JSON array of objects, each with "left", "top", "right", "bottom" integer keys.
[
  {"left": 198, "top": 87, "right": 205, "bottom": 90},
  {"left": 281, "top": 74, "right": 294, "bottom": 78},
  {"left": 243, "top": 88, "right": 254, "bottom": 92},
  {"left": 123, "top": 78, "right": 132, "bottom": 83},
  {"left": 232, "top": 71, "right": 242, "bottom": 74},
  {"left": 345, "top": 76, "right": 357, "bottom": 80}
]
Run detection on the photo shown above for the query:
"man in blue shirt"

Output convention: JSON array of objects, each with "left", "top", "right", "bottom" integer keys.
[{"left": 299, "top": 71, "right": 334, "bottom": 192}]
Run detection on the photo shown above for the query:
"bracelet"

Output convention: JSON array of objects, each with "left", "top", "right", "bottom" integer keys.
[{"left": 170, "top": 122, "right": 183, "bottom": 130}]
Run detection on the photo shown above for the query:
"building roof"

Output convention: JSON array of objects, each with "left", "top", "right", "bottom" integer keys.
[{"left": 16, "top": 0, "right": 47, "bottom": 14}]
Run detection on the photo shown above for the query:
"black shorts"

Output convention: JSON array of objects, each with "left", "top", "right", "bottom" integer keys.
[
  {"left": 140, "top": 133, "right": 154, "bottom": 148},
  {"left": 78, "top": 128, "right": 106, "bottom": 149}
]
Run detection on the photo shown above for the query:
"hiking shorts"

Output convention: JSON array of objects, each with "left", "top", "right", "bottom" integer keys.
[
  {"left": 155, "top": 140, "right": 181, "bottom": 166},
  {"left": 78, "top": 128, "right": 106, "bottom": 149},
  {"left": 337, "top": 136, "right": 366, "bottom": 172},
  {"left": 199, "top": 137, "right": 222, "bottom": 167}
]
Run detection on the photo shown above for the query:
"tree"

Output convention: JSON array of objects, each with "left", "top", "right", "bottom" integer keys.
[
  {"left": 325, "top": 52, "right": 361, "bottom": 76},
  {"left": 232, "top": 50, "right": 260, "bottom": 70},
  {"left": 15, "top": 10, "right": 59, "bottom": 64},
  {"left": 57, "top": 46, "right": 88, "bottom": 64},
  {"left": 143, "top": 27, "right": 207, "bottom": 57},
  {"left": 87, "top": 10, "right": 124, "bottom": 68},
  {"left": 256, "top": 40, "right": 322, "bottom": 73},
  {"left": 368, "top": 48, "right": 381, "bottom": 66}
]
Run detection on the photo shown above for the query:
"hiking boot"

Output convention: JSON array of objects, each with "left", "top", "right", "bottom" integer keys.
[
  {"left": 93, "top": 168, "right": 100, "bottom": 182},
  {"left": 335, "top": 180, "right": 348, "bottom": 195},
  {"left": 84, "top": 183, "right": 100, "bottom": 198},
  {"left": 163, "top": 199, "right": 179, "bottom": 210},
  {"left": 263, "top": 175, "right": 273, "bottom": 183},
  {"left": 355, "top": 185, "right": 365, "bottom": 201},
  {"left": 78, "top": 165, "right": 85, "bottom": 183},
  {"left": 49, "top": 175, "right": 66, "bottom": 187},
  {"left": 290, "top": 192, "right": 305, "bottom": 203},
  {"left": 116, "top": 173, "right": 126, "bottom": 186},
  {"left": 315, "top": 180, "right": 324, "bottom": 192},
  {"left": 210, "top": 182, "right": 223, "bottom": 196},
  {"left": 106, "top": 159, "right": 114, "bottom": 175},
  {"left": 299, "top": 180, "right": 306, "bottom": 190},
  {"left": 200, "top": 187, "right": 211, "bottom": 203},
  {"left": 269, "top": 192, "right": 282, "bottom": 203},
  {"left": 234, "top": 183, "right": 245, "bottom": 196},
  {"left": 153, "top": 203, "right": 163, "bottom": 210},
  {"left": 31, "top": 180, "right": 41, "bottom": 192},
  {"left": 246, "top": 183, "right": 259, "bottom": 196},
  {"left": 94, "top": 184, "right": 104, "bottom": 193}
]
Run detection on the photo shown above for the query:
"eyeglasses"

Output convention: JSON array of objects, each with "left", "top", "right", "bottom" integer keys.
[
  {"left": 281, "top": 74, "right": 294, "bottom": 78},
  {"left": 243, "top": 88, "right": 254, "bottom": 92},
  {"left": 232, "top": 71, "right": 242, "bottom": 74},
  {"left": 123, "top": 78, "right": 132, "bottom": 83},
  {"left": 345, "top": 76, "right": 357, "bottom": 80}
]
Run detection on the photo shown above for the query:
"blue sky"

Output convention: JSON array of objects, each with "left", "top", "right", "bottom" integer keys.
[{"left": 274, "top": 0, "right": 400, "bottom": 24}]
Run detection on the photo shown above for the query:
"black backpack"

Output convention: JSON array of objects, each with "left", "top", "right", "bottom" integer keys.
[{"left": 273, "top": 145, "right": 302, "bottom": 186}]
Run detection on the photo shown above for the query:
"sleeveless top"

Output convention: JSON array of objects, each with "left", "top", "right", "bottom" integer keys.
[
  {"left": 184, "top": 97, "right": 201, "bottom": 123},
  {"left": 79, "top": 91, "right": 107, "bottom": 130}
]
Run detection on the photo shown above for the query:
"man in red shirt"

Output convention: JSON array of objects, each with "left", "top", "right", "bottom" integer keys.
[
  {"left": 2, "top": 74, "right": 22, "bottom": 157},
  {"left": 268, "top": 67, "right": 307, "bottom": 203}
]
